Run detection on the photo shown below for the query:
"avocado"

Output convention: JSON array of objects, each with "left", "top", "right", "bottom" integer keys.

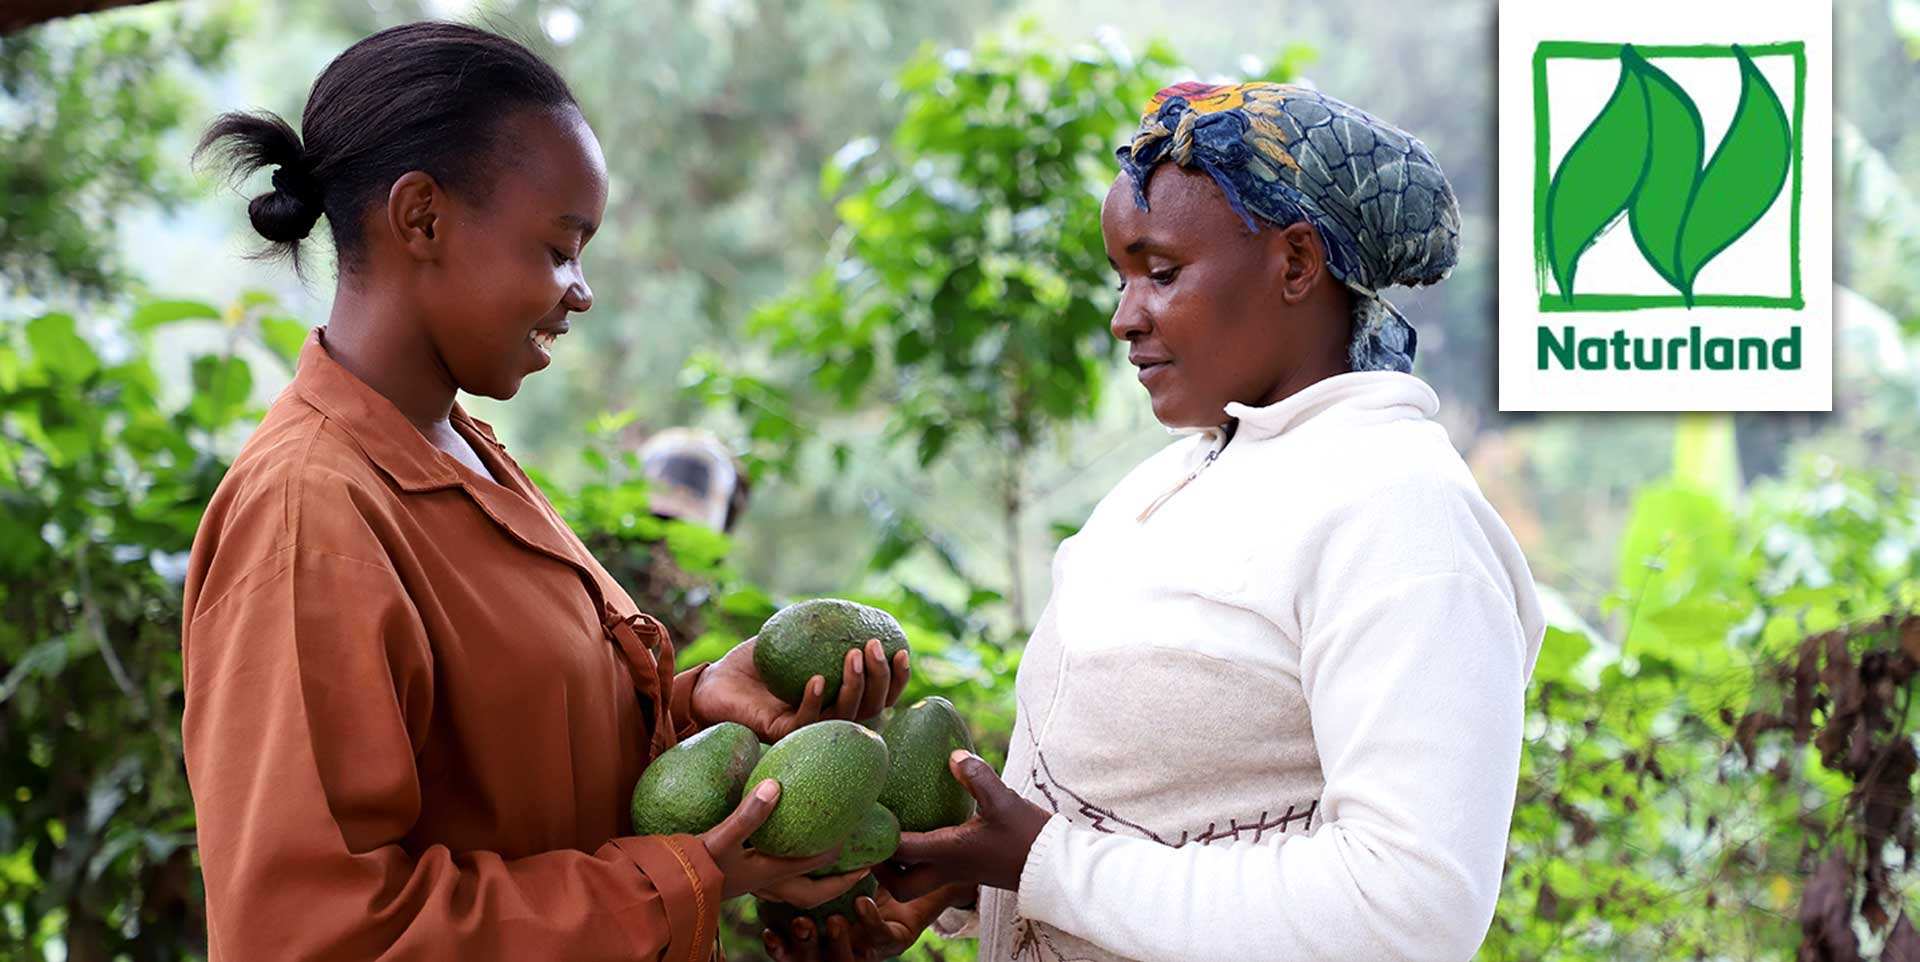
[
  {"left": 808, "top": 802, "right": 899, "bottom": 877},
  {"left": 877, "top": 696, "right": 978, "bottom": 832},
  {"left": 630, "top": 722, "right": 761, "bottom": 837},
  {"left": 754, "top": 599, "right": 910, "bottom": 708},
  {"left": 745, "top": 720, "right": 891, "bottom": 857}
]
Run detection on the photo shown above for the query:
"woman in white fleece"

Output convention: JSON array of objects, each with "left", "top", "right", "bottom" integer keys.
[{"left": 765, "top": 81, "right": 1546, "bottom": 962}]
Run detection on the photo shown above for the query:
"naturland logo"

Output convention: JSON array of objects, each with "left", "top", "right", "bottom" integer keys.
[
  {"left": 1497, "top": 1, "right": 1830, "bottom": 413},
  {"left": 1531, "top": 40, "right": 1806, "bottom": 373}
]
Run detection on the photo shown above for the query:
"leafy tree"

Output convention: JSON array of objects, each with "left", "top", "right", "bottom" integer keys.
[
  {"left": 0, "top": 6, "right": 234, "bottom": 301},
  {"left": 282, "top": 0, "right": 1009, "bottom": 477},
  {"left": 699, "top": 25, "right": 1308, "bottom": 626},
  {"left": 0, "top": 299, "right": 270, "bottom": 960},
  {"left": 1494, "top": 421, "right": 1920, "bottom": 960}
]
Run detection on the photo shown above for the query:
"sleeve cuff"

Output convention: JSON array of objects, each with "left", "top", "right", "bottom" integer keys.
[
  {"left": 1014, "top": 813, "right": 1071, "bottom": 922},
  {"left": 612, "top": 834, "right": 724, "bottom": 962},
  {"left": 670, "top": 663, "right": 710, "bottom": 739},
  {"left": 932, "top": 905, "right": 981, "bottom": 939}
]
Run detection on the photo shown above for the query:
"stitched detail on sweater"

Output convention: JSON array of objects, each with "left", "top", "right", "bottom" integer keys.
[
  {"left": 663, "top": 840, "right": 709, "bottom": 962},
  {"left": 1009, "top": 916, "right": 1100, "bottom": 962},
  {"left": 1031, "top": 749, "right": 1316, "bottom": 846}
]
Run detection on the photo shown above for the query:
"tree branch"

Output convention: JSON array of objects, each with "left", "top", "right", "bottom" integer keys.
[{"left": 1, "top": 0, "right": 169, "bottom": 36}]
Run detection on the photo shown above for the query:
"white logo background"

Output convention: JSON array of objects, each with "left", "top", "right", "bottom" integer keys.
[{"left": 1498, "top": 0, "right": 1833, "bottom": 412}]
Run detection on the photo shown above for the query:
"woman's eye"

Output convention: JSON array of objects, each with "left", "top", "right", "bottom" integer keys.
[
  {"left": 550, "top": 248, "right": 575, "bottom": 267},
  {"left": 1149, "top": 267, "right": 1180, "bottom": 286}
]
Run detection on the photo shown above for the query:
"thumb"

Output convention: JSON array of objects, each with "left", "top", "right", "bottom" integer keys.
[
  {"left": 947, "top": 750, "right": 1010, "bottom": 813},
  {"left": 713, "top": 778, "right": 780, "bottom": 848}
]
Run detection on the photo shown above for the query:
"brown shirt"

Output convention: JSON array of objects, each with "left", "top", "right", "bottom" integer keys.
[{"left": 181, "top": 328, "right": 721, "bottom": 961}]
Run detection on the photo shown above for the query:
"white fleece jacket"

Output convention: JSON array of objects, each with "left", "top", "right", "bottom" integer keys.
[{"left": 957, "top": 370, "right": 1546, "bottom": 962}]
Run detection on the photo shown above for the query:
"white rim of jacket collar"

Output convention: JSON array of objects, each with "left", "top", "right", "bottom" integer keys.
[{"left": 1164, "top": 370, "right": 1441, "bottom": 443}]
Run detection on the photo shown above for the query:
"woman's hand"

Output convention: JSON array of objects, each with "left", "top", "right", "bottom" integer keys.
[
  {"left": 690, "top": 636, "right": 910, "bottom": 742},
  {"left": 761, "top": 883, "right": 973, "bottom": 962},
  {"left": 701, "top": 779, "right": 866, "bottom": 901},
  {"left": 873, "top": 751, "right": 1052, "bottom": 900}
]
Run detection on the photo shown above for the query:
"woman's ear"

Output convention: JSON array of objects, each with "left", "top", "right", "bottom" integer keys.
[
  {"left": 385, "top": 170, "right": 443, "bottom": 261},
  {"left": 1267, "top": 221, "right": 1329, "bottom": 305}
]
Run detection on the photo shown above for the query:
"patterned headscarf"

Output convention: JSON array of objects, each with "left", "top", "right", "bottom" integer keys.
[{"left": 1116, "top": 81, "right": 1461, "bottom": 374}]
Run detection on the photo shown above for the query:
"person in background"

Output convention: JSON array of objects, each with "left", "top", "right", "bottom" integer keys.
[{"left": 640, "top": 427, "right": 752, "bottom": 534}]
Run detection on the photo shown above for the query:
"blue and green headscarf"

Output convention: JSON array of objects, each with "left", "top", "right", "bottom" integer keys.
[{"left": 1116, "top": 82, "right": 1461, "bottom": 374}]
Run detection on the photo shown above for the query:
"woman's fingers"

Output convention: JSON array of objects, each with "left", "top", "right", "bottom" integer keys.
[
  {"left": 884, "top": 650, "right": 911, "bottom": 709},
  {"left": 889, "top": 823, "right": 970, "bottom": 864},
  {"left": 823, "top": 915, "right": 860, "bottom": 962},
  {"left": 831, "top": 648, "right": 867, "bottom": 720},
  {"left": 854, "top": 896, "right": 913, "bottom": 952},
  {"left": 872, "top": 857, "right": 953, "bottom": 902},
  {"left": 948, "top": 750, "right": 1016, "bottom": 812},
  {"left": 856, "top": 640, "right": 890, "bottom": 720},
  {"left": 755, "top": 865, "right": 865, "bottom": 908},
  {"left": 706, "top": 779, "right": 780, "bottom": 850},
  {"left": 763, "top": 928, "right": 795, "bottom": 962},
  {"left": 773, "top": 676, "right": 827, "bottom": 740}
]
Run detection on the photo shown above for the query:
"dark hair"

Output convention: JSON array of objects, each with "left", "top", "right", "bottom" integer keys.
[{"left": 193, "top": 20, "right": 578, "bottom": 278}]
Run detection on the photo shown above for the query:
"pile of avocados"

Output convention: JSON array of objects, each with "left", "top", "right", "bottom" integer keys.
[{"left": 628, "top": 598, "right": 979, "bottom": 936}]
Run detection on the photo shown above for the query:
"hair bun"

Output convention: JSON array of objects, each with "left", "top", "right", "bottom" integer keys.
[{"left": 249, "top": 164, "right": 324, "bottom": 243}]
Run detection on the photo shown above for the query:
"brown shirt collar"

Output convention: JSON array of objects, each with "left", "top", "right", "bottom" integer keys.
[
  {"left": 285, "top": 326, "right": 599, "bottom": 580},
  {"left": 289, "top": 326, "right": 507, "bottom": 493}
]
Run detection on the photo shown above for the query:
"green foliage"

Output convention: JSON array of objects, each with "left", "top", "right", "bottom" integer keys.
[
  {"left": 0, "top": 7, "right": 236, "bottom": 301},
  {"left": 693, "top": 27, "right": 1301, "bottom": 635},
  {"left": 1493, "top": 455, "right": 1920, "bottom": 960},
  {"left": 718, "top": 24, "right": 1178, "bottom": 472},
  {"left": 0, "top": 305, "right": 264, "bottom": 959}
]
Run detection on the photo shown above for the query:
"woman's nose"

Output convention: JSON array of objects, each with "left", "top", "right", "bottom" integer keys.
[
  {"left": 564, "top": 275, "right": 593, "bottom": 313},
  {"left": 1109, "top": 288, "right": 1149, "bottom": 342}
]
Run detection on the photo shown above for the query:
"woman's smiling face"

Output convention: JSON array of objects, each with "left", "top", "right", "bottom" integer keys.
[
  {"left": 1100, "top": 164, "right": 1349, "bottom": 429},
  {"left": 411, "top": 105, "right": 608, "bottom": 401}
]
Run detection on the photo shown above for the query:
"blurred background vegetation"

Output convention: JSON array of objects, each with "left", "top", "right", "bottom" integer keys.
[{"left": 2, "top": 0, "right": 1919, "bottom": 959}]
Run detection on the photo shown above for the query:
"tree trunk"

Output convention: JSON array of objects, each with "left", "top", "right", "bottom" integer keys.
[
  {"left": 1003, "top": 448, "right": 1026, "bottom": 630},
  {"left": 2, "top": 0, "right": 170, "bottom": 35}
]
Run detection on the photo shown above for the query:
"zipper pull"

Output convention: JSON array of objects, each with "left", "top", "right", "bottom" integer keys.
[{"left": 1135, "top": 442, "right": 1225, "bottom": 523}]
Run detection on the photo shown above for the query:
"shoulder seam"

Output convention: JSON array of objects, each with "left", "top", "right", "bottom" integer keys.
[{"left": 186, "top": 543, "right": 294, "bottom": 628}]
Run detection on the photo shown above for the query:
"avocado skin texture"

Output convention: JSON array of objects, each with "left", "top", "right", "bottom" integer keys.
[
  {"left": 877, "top": 696, "right": 978, "bottom": 832},
  {"left": 754, "top": 599, "right": 910, "bottom": 707},
  {"left": 754, "top": 874, "right": 880, "bottom": 933},
  {"left": 630, "top": 722, "right": 762, "bottom": 837},
  {"left": 808, "top": 803, "right": 899, "bottom": 877},
  {"left": 746, "top": 720, "right": 891, "bottom": 857}
]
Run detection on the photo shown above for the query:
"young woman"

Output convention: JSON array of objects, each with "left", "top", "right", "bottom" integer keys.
[
  {"left": 769, "top": 82, "right": 1546, "bottom": 962},
  {"left": 180, "top": 21, "right": 909, "bottom": 960}
]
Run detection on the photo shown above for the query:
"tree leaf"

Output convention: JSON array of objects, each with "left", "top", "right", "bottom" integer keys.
[
  {"left": 256, "top": 316, "right": 309, "bottom": 367},
  {"left": 1535, "top": 626, "right": 1593, "bottom": 684},
  {"left": 129, "top": 299, "right": 219, "bottom": 334},
  {"left": 1675, "top": 46, "right": 1792, "bottom": 302},
  {"left": 1545, "top": 46, "right": 1649, "bottom": 301},
  {"left": 25, "top": 313, "right": 98, "bottom": 383},
  {"left": 1624, "top": 49, "right": 1705, "bottom": 291},
  {"left": 187, "top": 354, "right": 252, "bottom": 427}
]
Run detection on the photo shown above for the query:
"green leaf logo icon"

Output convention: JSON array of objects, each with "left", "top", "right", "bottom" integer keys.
[{"left": 1543, "top": 44, "right": 1792, "bottom": 305}]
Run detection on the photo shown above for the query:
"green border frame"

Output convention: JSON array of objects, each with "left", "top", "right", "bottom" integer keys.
[{"left": 1531, "top": 40, "right": 1806, "bottom": 312}]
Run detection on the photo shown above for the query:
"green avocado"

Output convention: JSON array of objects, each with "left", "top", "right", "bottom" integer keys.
[
  {"left": 629, "top": 722, "right": 761, "bottom": 837},
  {"left": 745, "top": 720, "right": 891, "bottom": 857},
  {"left": 754, "top": 599, "right": 910, "bottom": 708},
  {"left": 877, "top": 696, "right": 978, "bottom": 832},
  {"left": 808, "top": 803, "right": 899, "bottom": 877}
]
